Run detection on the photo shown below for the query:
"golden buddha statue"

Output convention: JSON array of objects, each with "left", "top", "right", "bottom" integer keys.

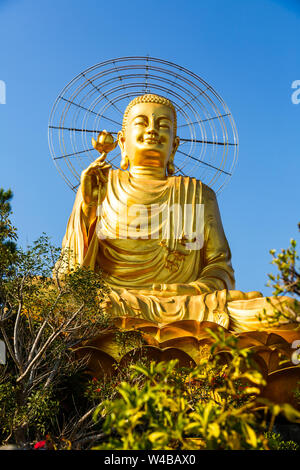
[{"left": 58, "top": 93, "right": 298, "bottom": 333}]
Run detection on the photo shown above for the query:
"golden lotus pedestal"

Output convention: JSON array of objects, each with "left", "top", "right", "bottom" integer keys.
[{"left": 75, "top": 317, "right": 300, "bottom": 410}]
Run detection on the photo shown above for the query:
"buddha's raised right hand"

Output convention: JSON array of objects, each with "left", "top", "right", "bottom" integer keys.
[{"left": 81, "top": 153, "right": 111, "bottom": 219}]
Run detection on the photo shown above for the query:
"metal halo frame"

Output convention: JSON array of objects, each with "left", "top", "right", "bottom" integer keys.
[{"left": 48, "top": 56, "right": 239, "bottom": 194}]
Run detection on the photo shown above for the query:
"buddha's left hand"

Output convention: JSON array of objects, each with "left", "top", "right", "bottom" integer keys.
[{"left": 151, "top": 283, "right": 199, "bottom": 297}]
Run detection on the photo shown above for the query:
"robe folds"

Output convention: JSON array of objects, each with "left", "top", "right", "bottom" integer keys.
[{"left": 58, "top": 169, "right": 297, "bottom": 331}]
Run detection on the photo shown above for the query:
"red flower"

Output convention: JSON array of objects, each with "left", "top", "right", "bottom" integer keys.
[
  {"left": 96, "top": 388, "right": 101, "bottom": 392},
  {"left": 34, "top": 440, "right": 46, "bottom": 450}
]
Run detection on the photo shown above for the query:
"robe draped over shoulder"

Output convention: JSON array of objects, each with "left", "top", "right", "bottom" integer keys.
[{"left": 60, "top": 169, "right": 235, "bottom": 289}]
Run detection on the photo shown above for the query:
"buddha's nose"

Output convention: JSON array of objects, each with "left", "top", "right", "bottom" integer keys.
[
  {"left": 146, "top": 122, "right": 159, "bottom": 136},
  {"left": 146, "top": 116, "right": 159, "bottom": 134},
  {"left": 146, "top": 128, "right": 158, "bottom": 137}
]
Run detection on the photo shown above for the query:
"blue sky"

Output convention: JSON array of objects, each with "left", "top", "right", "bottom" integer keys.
[{"left": 0, "top": 0, "right": 299, "bottom": 295}]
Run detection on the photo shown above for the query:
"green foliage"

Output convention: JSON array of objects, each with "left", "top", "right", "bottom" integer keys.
[
  {"left": 84, "top": 374, "right": 122, "bottom": 403},
  {"left": 0, "top": 188, "right": 17, "bottom": 303},
  {"left": 0, "top": 375, "right": 59, "bottom": 443},
  {"left": 1, "top": 384, "right": 58, "bottom": 436},
  {"left": 20, "top": 388, "right": 59, "bottom": 435},
  {"left": 93, "top": 331, "right": 271, "bottom": 450},
  {"left": 264, "top": 431, "right": 299, "bottom": 450},
  {"left": 114, "top": 329, "right": 145, "bottom": 356},
  {"left": 294, "top": 382, "right": 300, "bottom": 405},
  {"left": 93, "top": 362, "right": 265, "bottom": 450},
  {"left": 0, "top": 379, "right": 17, "bottom": 437},
  {"left": 256, "top": 223, "right": 300, "bottom": 327},
  {"left": 0, "top": 195, "right": 112, "bottom": 447},
  {"left": 268, "top": 223, "right": 300, "bottom": 299},
  {"left": 0, "top": 188, "right": 17, "bottom": 253}
]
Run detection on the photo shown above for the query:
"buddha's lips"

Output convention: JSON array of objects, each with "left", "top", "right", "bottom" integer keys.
[{"left": 144, "top": 138, "right": 160, "bottom": 144}]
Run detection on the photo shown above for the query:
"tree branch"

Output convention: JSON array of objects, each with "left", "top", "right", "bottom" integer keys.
[
  {"left": 16, "top": 303, "right": 84, "bottom": 383},
  {"left": 0, "top": 324, "right": 19, "bottom": 367}
]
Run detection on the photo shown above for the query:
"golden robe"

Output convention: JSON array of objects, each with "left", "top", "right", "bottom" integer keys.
[{"left": 59, "top": 170, "right": 297, "bottom": 331}]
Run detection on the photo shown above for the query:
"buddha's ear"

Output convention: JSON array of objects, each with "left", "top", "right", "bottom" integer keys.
[
  {"left": 117, "top": 130, "right": 125, "bottom": 153},
  {"left": 172, "top": 136, "right": 180, "bottom": 155}
]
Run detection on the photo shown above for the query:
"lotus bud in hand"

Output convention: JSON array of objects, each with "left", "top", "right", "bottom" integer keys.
[{"left": 92, "top": 130, "right": 117, "bottom": 154}]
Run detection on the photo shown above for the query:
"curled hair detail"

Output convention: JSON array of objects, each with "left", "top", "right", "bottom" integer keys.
[{"left": 122, "top": 94, "right": 177, "bottom": 135}]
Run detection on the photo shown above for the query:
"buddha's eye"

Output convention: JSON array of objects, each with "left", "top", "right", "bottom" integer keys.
[
  {"left": 134, "top": 119, "right": 147, "bottom": 126},
  {"left": 159, "top": 121, "right": 171, "bottom": 128}
]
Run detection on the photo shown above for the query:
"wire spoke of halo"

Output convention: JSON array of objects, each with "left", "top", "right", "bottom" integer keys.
[
  {"left": 54, "top": 147, "right": 95, "bottom": 160},
  {"left": 59, "top": 97, "right": 122, "bottom": 126},
  {"left": 81, "top": 71, "right": 123, "bottom": 116},
  {"left": 107, "top": 152, "right": 121, "bottom": 164},
  {"left": 177, "top": 149, "right": 232, "bottom": 176},
  {"left": 49, "top": 125, "right": 97, "bottom": 133},
  {"left": 179, "top": 137, "right": 238, "bottom": 146},
  {"left": 173, "top": 164, "right": 185, "bottom": 176},
  {"left": 179, "top": 86, "right": 210, "bottom": 112},
  {"left": 49, "top": 125, "right": 118, "bottom": 135},
  {"left": 48, "top": 56, "right": 239, "bottom": 193},
  {"left": 178, "top": 113, "right": 231, "bottom": 128}
]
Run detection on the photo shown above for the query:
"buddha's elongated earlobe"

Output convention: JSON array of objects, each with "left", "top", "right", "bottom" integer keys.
[
  {"left": 167, "top": 160, "right": 175, "bottom": 175},
  {"left": 167, "top": 136, "right": 179, "bottom": 175},
  {"left": 118, "top": 130, "right": 129, "bottom": 170},
  {"left": 120, "top": 154, "right": 129, "bottom": 170}
]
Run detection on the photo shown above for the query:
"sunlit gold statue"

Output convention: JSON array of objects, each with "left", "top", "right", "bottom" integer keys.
[{"left": 59, "top": 94, "right": 298, "bottom": 332}]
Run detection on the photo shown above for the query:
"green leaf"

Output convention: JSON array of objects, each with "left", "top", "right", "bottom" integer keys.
[
  {"left": 244, "top": 423, "right": 257, "bottom": 448},
  {"left": 280, "top": 404, "right": 300, "bottom": 423},
  {"left": 208, "top": 422, "right": 220, "bottom": 438},
  {"left": 148, "top": 432, "right": 167, "bottom": 443}
]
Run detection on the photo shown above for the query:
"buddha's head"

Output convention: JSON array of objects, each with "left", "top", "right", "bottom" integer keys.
[{"left": 118, "top": 94, "right": 180, "bottom": 176}]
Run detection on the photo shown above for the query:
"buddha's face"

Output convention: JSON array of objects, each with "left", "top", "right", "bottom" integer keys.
[{"left": 118, "top": 102, "right": 179, "bottom": 171}]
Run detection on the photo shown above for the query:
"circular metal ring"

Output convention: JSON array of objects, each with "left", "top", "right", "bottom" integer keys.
[{"left": 48, "top": 56, "right": 239, "bottom": 193}]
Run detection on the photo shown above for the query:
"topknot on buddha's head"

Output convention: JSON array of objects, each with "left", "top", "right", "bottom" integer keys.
[{"left": 122, "top": 94, "right": 177, "bottom": 134}]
